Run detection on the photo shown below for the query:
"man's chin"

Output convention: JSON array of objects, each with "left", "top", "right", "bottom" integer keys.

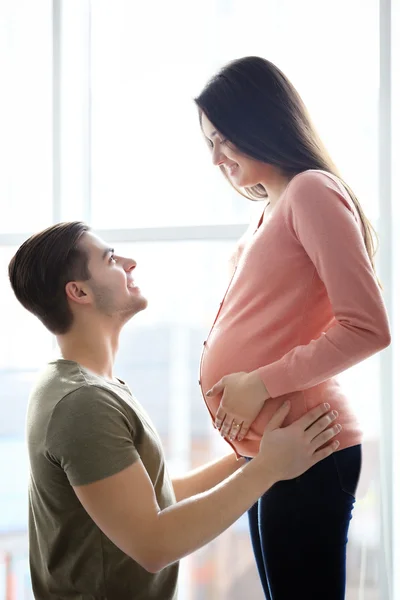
[
  {"left": 137, "top": 300, "right": 148, "bottom": 314},
  {"left": 137, "top": 295, "right": 148, "bottom": 311},
  {"left": 124, "top": 296, "right": 148, "bottom": 319}
]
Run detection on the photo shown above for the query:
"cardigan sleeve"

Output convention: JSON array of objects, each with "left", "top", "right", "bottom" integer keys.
[{"left": 257, "top": 172, "right": 390, "bottom": 397}]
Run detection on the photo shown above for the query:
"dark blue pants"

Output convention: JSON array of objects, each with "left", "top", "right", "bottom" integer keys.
[{"left": 247, "top": 445, "right": 362, "bottom": 600}]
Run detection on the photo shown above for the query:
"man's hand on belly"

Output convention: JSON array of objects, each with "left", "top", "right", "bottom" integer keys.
[{"left": 206, "top": 371, "right": 271, "bottom": 442}]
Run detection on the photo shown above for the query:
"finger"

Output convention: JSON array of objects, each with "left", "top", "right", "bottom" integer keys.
[
  {"left": 266, "top": 401, "right": 291, "bottom": 431},
  {"left": 206, "top": 378, "right": 225, "bottom": 397},
  {"left": 214, "top": 407, "right": 226, "bottom": 430},
  {"left": 299, "top": 403, "right": 332, "bottom": 431},
  {"left": 237, "top": 422, "right": 249, "bottom": 442},
  {"left": 220, "top": 418, "right": 233, "bottom": 438},
  {"left": 312, "top": 439, "right": 340, "bottom": 464},
  {"left": 311, "top": 423, "right": 342, "bottom": 452},
  {"left": 305, "top": 410, "right": 338, "bottom": 442},
  {"left": 229, "top": 421, "right": 243, "bottom": 442}
]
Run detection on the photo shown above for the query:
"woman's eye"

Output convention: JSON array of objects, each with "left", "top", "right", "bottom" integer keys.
[
  {"left": 109, "top": 255, "right": 116, "bottom": 263},
  {"left": 207, "top": 138, "right": 227, "bottom": 149}
]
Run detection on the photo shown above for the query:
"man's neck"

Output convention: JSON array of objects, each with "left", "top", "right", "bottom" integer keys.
[{"left": 57, "top": 320, "right": 121, "bottom": 381}]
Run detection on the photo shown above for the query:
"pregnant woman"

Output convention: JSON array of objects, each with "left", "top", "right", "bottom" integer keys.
[{"left": 196, "top": 56, "right": 390, "bottom": 599}]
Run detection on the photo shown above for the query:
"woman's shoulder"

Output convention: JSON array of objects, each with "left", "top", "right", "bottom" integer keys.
[
  {"left": 286, "top": 169, "right": 345, "bottom": 196},
  {"left": 282, "top": 169, "right": 355, "bottom": 216}
]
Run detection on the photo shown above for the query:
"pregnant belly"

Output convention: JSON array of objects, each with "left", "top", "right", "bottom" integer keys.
[{"left": 200, "top": 338, "right": 357, "bottom": 457}]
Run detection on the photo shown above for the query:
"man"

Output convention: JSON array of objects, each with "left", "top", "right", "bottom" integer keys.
[{"left": 8, "top": 222, "right": 340, "bottom": 599}]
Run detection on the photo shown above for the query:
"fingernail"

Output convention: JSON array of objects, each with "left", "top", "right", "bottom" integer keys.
[
  {"left": 283, "top": 400, "right": 289, "bottom": 407},
  {"left": 324, "top": 403, "right": 330, "bottom": 410},
  {"left": 334, "top": 440, "right": 340, "bottom": 449},
  {"left": 238, "top": 436, "right": 243, "bottom": 442},
  {"left": 206, "top": 390, "right": 211, "bottom": 397},
  {"left": 333, "top": 410, "right": 338, "bottom": 417}
]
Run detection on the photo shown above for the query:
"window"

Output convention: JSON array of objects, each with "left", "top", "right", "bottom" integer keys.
[
  {"left": 0, "top": 0, "right": 397, "bottom": 598},
  {"left": 0, "top": 0, "right": 52, "bottom": 234}
]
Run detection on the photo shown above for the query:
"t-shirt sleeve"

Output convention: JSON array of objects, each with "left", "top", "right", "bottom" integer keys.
[
  {"left": 258, "top": 172, "right": 390, "bottom": 397},
  {"left": 45, "top": 385, "right": 140, "bottom": 486}
]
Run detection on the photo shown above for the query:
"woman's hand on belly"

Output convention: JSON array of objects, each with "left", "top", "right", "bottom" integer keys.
[{"left": 206, "top": 371, "right": 271, "bottom": 442}]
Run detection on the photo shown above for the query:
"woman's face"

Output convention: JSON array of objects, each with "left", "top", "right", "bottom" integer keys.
[{"left": 201, "top": 112, "right": 275, "bottom": 189}]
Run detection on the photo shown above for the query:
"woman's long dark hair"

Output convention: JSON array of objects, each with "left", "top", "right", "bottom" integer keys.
[{"left": 195, "top": 56, "right": 378, "bottom": 274}]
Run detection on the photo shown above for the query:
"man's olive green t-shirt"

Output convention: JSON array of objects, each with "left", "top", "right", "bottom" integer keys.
[{"left": 27, "top": 359, "right": 178, "bottom": 600}]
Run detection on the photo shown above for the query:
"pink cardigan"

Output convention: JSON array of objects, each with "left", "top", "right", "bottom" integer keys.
[{"left": 200, "top": 170, "right": 390, "bottom": 457}]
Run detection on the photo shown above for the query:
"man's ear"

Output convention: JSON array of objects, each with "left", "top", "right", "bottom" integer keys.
[{"left": 65, "top": 281, "right": 92, "bottom": 305}]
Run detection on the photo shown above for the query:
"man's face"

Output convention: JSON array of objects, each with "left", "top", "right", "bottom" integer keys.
[{"left": 76, "top": 232, "right": 148, "bottom": 322}]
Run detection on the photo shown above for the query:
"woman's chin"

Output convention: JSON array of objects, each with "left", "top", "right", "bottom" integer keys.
[{"left": 231, "top": 173, "right": 258, "bottom": 189}]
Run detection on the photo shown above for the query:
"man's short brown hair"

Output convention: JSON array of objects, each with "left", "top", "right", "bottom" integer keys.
[{"left": 9, "top": 222, "right": 91, "bottom": 334}]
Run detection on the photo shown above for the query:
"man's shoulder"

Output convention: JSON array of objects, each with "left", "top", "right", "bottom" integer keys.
[
  {"left": 30, "top": 359, "right": 93, "bottom": 405},
  {"left": 28, "top": 361, "right": 136, "bottom": 444},
  {"left": 27, "top": 360, "right": 157, "bottom": 447},
  {"left": 28, "top": 360, "right": 133, "bottom": 422}
]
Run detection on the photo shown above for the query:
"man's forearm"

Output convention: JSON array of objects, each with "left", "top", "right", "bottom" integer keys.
[
  {"left": 151, "top": 456, "right": 274, "bottom": 572},
  {"left": 172, "top": 453, "right": 246, "bottom": 501}
]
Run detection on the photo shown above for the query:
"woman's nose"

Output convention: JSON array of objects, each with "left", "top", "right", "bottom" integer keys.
[{"left": 212, "top": 148, "right": 224, "bottom": 166}]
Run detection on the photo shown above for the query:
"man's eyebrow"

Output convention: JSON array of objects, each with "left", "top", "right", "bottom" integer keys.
[{"left": 102, "top": 247, "right": 114, "bottom": 260}]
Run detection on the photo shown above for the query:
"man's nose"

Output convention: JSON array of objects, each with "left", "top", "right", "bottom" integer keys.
[{"left": 125, "top": 258, "right": 137, "bottom": 272}]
